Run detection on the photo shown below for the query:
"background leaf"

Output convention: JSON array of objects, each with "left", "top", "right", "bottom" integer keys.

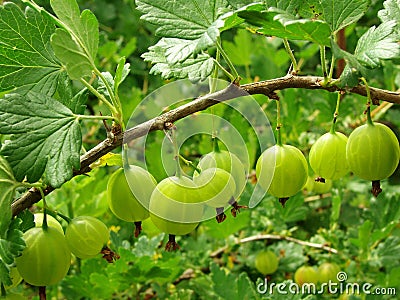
[
  {"left": 0, "top": 92, "right": 82, "bottom": 187},
  {"left": 0, "top": 2, "right": 62, "bottom": 95}
]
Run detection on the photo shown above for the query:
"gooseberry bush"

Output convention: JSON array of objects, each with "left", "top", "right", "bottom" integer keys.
[{"left": 0, "top": 0, "right": 400, "bottom": 299}]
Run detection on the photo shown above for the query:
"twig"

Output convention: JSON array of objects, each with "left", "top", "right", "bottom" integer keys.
[
  {"left": 11, "top": 75, "right": 400, "bottom": 216},
  {"left": 209, "top": 233, "right": 338, "bottom": 258}
]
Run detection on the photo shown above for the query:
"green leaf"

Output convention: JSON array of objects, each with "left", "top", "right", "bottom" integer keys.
[
  {"left": 355, "top": 20, "right": 400, "bottom": 68},
  {"left": 136, "top": 0, "right": 227, "bottom": 52},
  {"left": 50, "top": 0, "right": 99, "bottom": 79},
  {"left": 0, "top": 92, "right": 82, "bottom": 188},
  {"left": 142, "top": 39, "right": 215, "bottom": 81},
  {"left": 378, "top": 0, "right": 400, "bottom": 38},
  {"left": 210, "top": 262, "right": 258, "bottom": 300},
  {"left": 320, "top": 0, "right": 370, "bottom": 33},
  {"left": 57, "top": 72, "right": 88, "bottom": 114},
  {"left": 0, "top": 2, "right": 62, "bottom": 95},
  {"left": 0, "top": 157, "right": 17, "bottom": 238},
  {"left": 223, "top": 29, "right": 252, "bottom": 66},
  {"left": 114, "top": 58, "right": 130, "bottom": 95},
  {"left": 0, "top": 218, "right": 25, "bottom": 287},
  {"left": 265, "top": 0, "right": 302, "bottom": 15},
  {"left": 238, "top": 9, "right": 331, "bottom": 46}
]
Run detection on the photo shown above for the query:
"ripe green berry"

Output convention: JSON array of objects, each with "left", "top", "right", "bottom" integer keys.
[
  {"left": 254, "top": 250, "right": 279, "bottom": 275},
  {"left": 197, "top": 150, "right": 246, "bottom": 199},
  {"left": 34, "top": 213, "right": 63, "bottom": 234},
  {"left": 294, "top": 266, "right": 318, "bottom": 286},
  {"left": 193, "top": 167, "right": 236, "bottom": 208},
  {"left": 318, "top": 262, "right": 341, "bottom": 284},
  {"left": 16, "top": 227, "right": 71, "bottom": 286},
  {"left": 65, "top": 216, "right": 109, "bottom": 259},
  {"left": 149, "top": 176, "right": 203, "bottom": 250},
  {"left": 256, "top": 144, "right": 308, "bottom": 205},
  {"left": 346, "top": 122, "right": 400, "bottom": 196},
  {"left": 304, "top": 176, "right": 332, "bottom": 194},
  {"left": 107, "top": 166, "right": 156, "bottom": 236},
  {"left": 309, "top": 131, "right": 348, "bottom": 180}
]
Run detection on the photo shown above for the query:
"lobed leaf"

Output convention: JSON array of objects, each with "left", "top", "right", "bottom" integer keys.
[
  {"left": 378, "top": 0, "right": 400, "bottom": 38},
  {"left": 355, "top": 20, "right": 400, "bottom": 68},
  {"left": 0, "top": 2, "right": 63, "bottom": 95},
  {"left": 0, "top": 92, "right": 82, "bottom": 188},
  {"left": 320, "top": 0, "right": 370, "bottom": 33},
  {"left": 50, "top": 0, "right": 99, "bottom": 79}
]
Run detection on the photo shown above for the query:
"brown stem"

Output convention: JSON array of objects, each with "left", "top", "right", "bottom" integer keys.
[
  {"left": 215, "top": 207, "right": 226, "bottom": 223},
  {"left": 11, "top": 75, "right": 400, "bottom": 216},
  {"left": 134, "top": 221, "right": 142, "bottom": 238},
  {"left": 39, "top": 286, "right": 46, "bottom": 300},
  {"left": 165, "top": 234, "right": 180, "bottom": 251},
  {"left": 371, "top": 180, "right": 382, "bottom": 197}
]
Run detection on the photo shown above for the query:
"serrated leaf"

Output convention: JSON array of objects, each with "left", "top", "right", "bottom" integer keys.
[
  {"left": 378, "top": 0, "right": 400, "bottom": 38},
  {"left": 0, "top": 2, "right": 62, "bottom": 95},
  {"left": 238, "top": 9, "right": 331, "bottom": 45},
  {"left": 0, "top": 157, "right": 17, "bottom": 238},
  {"left": 265, "top": 0, "right": 302, "bottom": 15},
  {"left": 114, "top": 58, "right": 130, "bottom": 95},
  {"left": 142, "top": 40, "right": 214, "bottom": 81},
  {"left": 355, "top": 20, "right": 400, "bottom": 68},
  {"left": 320, "top": 0, "right": 370, "bottom": 33},
  {"left": 137, "top": 0, "right": 228, "bottom": 65},
  {"left": 50, "top": 0, "right": 99, "bottom": 79},
  {"left": 0, "top": 219, "right": 25, "bottom": 286},
  {"left": 223, "top": 29, "right": 252, "bottom": 66},
  {"left": 57, "top": 72, "right": 88, "bottom": 114},
  {"left": 0, "top": 92, "right": 82, "bottom": 188}
]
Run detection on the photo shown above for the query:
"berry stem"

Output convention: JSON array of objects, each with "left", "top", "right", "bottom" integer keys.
[
  {"left": 178, "top": 155, "right": 201, "bottom": 174},
  {"left": 276, "top": 99, "right": 283, "bottom": 146},
  {"left": 330, "top": 92, "right": 342, "bottom": 134},
  {"left": 283, "top": 38, "right": 298, "bottom": 74},
  {"left": 360, "top": 77, "right": 374, "bottom": 126},
  {"left": 213, "top": 137, "right": 221, "bottom": 153}
]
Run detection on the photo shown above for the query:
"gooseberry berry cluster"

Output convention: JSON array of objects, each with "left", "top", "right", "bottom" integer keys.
[{"left": 14, "top": 212, "right": 110, "bottom": 293}]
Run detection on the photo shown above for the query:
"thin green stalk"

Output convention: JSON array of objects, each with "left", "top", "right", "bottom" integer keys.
[
  {"left": 167, "top": 127, "right": 182, "bottom": 178},
  {"left": 328, "top": 54, "right": 336, "bottom": 82},
  {"left": 209, "top": 48, "right": 221, "bottom": 93},
  {"left": 320, "top": 46, "right": 328, "bottom": 83},
  {"left": 215, "top": 41, "right": 239, "bottom": 81},
  {"left": 80, "top": 78, "right": 119, "bottom": 117},
  {"left": 276, "top": 100, "right": 282, "bottom": 146},
  {"left": 213, "top": 59, "right": 235, "bottom": 82},
  {"left": 94, "top": 69, "right": 120, "bottom": 113},
  {"left": 283, "top": 39, "right": 298, "bottom": 73},
  {"left": 330, "top": 92, "right": 342, "bottom": 134},
  {"left": 360, "top": 77, "right": 373, "bottom": 125},
  {"left": 179, "top": 155, "right": 201, "bottom": 173},
  {"left": 213, "top": 137, "right": 220, "bottom": 153},
  {"left": 38, "top": 187, "right": 48, "bottom": 231},
  {"left": 75, "top": 114, "right": 118, "bottom": 122}
]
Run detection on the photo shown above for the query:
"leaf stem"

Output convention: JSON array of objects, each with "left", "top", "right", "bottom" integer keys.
[
  {"left": 320, "top": 46, "right": 328, "bottom": 84},
  {"left": 283, "top": 39, "right": 298, "bottom": 73},
  {"left": 80, "top": 78, "right": 119, "bottom": 117},
  {"left": 94, "top": 69, "right": 121, "bottom": 115},
  {"left": 215, "top": 41, "right": 240, "bottom": 82},
  {"left": 75, "top": 114, "right": 118, "bottom": 122},
  {"left": 328, "top": 54, "right": 336, "bottom": 82},
  {"left": 213, "top": 59, "right": 235, "bottom": 82}
]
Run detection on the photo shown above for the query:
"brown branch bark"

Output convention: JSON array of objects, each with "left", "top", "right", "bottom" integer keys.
[{"left": 11, "top": 75, "right": 400, "bottom": 216}]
